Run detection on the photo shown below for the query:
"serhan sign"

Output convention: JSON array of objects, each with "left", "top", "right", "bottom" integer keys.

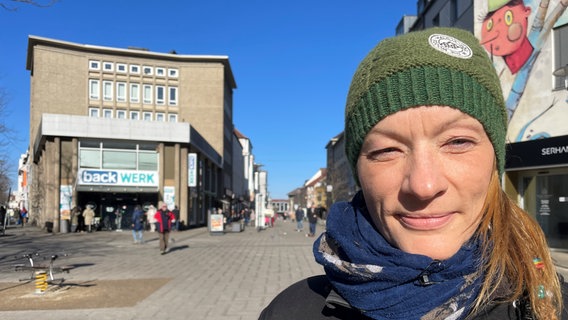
[{"left": 78, "top": 169, "right": 159, "bottom": 187}]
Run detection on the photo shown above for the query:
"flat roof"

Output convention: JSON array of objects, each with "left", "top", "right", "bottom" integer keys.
[{"left": 26, "top": 35, "right": 236, "bottom": 88}]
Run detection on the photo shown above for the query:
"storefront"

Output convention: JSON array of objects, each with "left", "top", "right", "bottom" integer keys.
[
  {"left": 506, "top": 135, "right": 568, "bottom": 249},
  {"left": 29, "top": 114, "right": 223, "bottom": 232}
]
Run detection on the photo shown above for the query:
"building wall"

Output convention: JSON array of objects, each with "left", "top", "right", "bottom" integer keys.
[
  {"left": 474, "top": 1, "right": 568, "bottom": 142},
  {"left": 402, "top": 0, "right": 568, "bottom": 249},
  {"left": 26, "top": 37, "right": 236, "bottom": 231}
]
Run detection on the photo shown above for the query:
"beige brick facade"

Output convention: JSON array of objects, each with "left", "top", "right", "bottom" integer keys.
[{"left": 26, "top": 36, "right": 236, "bottom": 232}]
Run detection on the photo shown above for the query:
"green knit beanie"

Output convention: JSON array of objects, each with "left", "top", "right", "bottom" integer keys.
[{"left": 345, "top": 27, "right": 507, "bottom": 184}]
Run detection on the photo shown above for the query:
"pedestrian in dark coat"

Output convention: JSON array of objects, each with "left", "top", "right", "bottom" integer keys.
[
  {"left": 295, "top": 207, "right": 304, "bottom": 232},
  {"left": 307, "top": 204, "right": 318, "bottom": 237},
  {"left": 131, "top": 205, "right": 144, "bottom": 244}
]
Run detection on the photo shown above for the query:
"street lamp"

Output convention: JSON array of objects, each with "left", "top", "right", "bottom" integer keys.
[{"left": 553, "top": 64, "right": 568, "bottom": 90}]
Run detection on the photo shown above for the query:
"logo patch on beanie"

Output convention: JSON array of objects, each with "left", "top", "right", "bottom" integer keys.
[{"left": 428, "top": 34, "right": 472, "bottom": 59}]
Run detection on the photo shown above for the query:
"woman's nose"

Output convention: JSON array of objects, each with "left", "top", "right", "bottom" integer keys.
[{"left": 401, "top": 148, "right": 448, "bottom": 201}]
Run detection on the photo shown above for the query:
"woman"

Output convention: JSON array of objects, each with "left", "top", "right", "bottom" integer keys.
[{"left": 260, "top": 27, "right": 566, "bottom": 319}]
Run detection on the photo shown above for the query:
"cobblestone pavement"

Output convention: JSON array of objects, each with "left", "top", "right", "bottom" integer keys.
[
  {"left": 0, "top": 220, "right": 324, "bottom": 320},
  {"left": 2, "top": 221, "right": 568, "bottom": 320}
]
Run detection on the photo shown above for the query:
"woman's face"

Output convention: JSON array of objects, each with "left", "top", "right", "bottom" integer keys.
[{"left": 357, "top": 106, "right": 494, "bottom": 260}]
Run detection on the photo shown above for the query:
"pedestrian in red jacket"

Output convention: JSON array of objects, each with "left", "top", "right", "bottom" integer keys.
[{"left": 154, "top": 202, "right": 175, "bottom": 255}]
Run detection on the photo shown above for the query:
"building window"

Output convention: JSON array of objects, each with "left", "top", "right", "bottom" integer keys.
[
  {"left": 89, "top": 79, "right": 100, "bottom": 100},
  {"left": 143, "top": 66, "right": 153, "bottom": 76},
  {"left": 156, "top": 113, "right": 165, "bottom": 121},
  {"left": 554, "top": 24, "right": 568, "bottom": 89},
  {"left": 79, "top": 142, "right": 158, "bottom": 171},
  {"left": 103, "top": 109, "right": 113, "bottom": 118},
  {"left": 89, "top": 108, "right": 99, "bottom": 117},
  {"left": 143, "top": 112, "right": 152, "bottom": 121},
  {"left": 117, "top": 110, "right": 127, "bottom": 119},
  {"left": 138, "top": 151, "right": 158, "bottom": 171},
  {"left": 169, "top": 87, "right": 178, "bottom": 106},
  {"left": 103, "top": 62, "right": 114, "bottom": 72},
  {"left": 130, "top": 83, "right": 140, "bottom": 103},
  {"left": 168, "top": 68, "right": 179, "bottom": 78},
  {"left": 103, "top": 150, "right": 137, "bottom": 170},
  {"left": 156, "top": 86, "right": 165, "bottom": 105},
  {"left": 89, "top": 60, "right": 100, "bottom": 70},
  {"left": 143, "top": 84, "right": 152, "bottom": 104},
  {"left": 130, "top": 111, "right": 140, "bottom": 120},
  {"left": 116, "top": 82, "right": 127, "bottom": 102},
  {"left": 80, "top": 149, "right": 101, "bottom": 168},
  {"left": 130, "top": 64, "right": 140, "bottom": 74},
  {"left": 156, "top": 67, "right": 166, "bottom": 77},
  {"left": 116, "top": 63, "right": 127, "bottom": 73},
  {"left": 168, "top": 114, "right": 177, "bottom": 122},
  {"left": 103, "top": 81, "right": 113, "bottom": 101}
]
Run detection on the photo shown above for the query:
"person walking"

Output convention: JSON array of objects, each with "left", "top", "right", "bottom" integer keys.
[
  {"left": 83, "top": 205, "right": 95, "bottom": 233},
  {"left": 70, "top": 206, "right": 80, "bottom": 233},
  {"left": 154, "top": 202, "right": 175, "bottom": 255},
  {"left": 171, "top": 205, "right": 180, "bottom": 231},
  {"left": 20, "top": 207, "right": 28, "bottom": 228},
  {"left": 294, "top": 206, "right": 304, "bottom": 232},
  {"left": 115, "top": 205, "right": 126, "bottom": 232},
  {"left": 306, "top": 204, "right": 318, "bottom": 237},
  {"left": 260, "top": 27, "right": 567, "bottom": 319},
  {"left": 146, "top": 204, "right": 157, "bottom": 232},
  {"left": 131, "top": 205, "right": 144, "bottom": 244}
]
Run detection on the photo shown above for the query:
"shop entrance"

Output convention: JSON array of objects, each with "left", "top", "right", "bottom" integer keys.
[
  {"left": 521, "top": 168, "right": 568, "bottom": 249},
  {"left": 77, "top": 192, "right": 158, "bottom": 231}
]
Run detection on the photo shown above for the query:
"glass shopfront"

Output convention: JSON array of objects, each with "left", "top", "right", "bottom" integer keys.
[
  {"left": 521, "top": 169, "right": 568, "bottom": 249},
  {"left": 507, "top": 135, "right": 568, "bottom": 250}
]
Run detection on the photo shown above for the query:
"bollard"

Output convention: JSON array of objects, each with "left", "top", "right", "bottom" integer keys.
[{"left": 35, "top": 270, "right": 48, "bottom": 294}]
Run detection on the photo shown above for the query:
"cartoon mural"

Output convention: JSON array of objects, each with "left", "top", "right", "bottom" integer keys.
[{"left": 478, "top": 0, "right": 568, "bottom": 142}]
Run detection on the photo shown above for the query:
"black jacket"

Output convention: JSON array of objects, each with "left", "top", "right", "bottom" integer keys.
[{"left": 259, "top": 275, "right": 568, "bottom": 320}]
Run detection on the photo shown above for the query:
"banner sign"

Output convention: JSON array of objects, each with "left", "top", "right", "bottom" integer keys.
[
  {"left": 188, "top": 153, "right": 197, "bottom": 187},
  {"left": 60, "top": 185, "right": 72, "bottom": 220},
  {"left": 210, "top": 214, "right": 224, "bottom": 232},
  {"left": 78, "top": 169, "right": 158, "bottom": 187}
]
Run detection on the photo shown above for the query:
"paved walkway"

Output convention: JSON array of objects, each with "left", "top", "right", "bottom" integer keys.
[
  {"left": 0, "top": 220, "right": 324, "bottom": 320},
  {"left": 2, "top": 221, "right": 568, "bottom": 320}
]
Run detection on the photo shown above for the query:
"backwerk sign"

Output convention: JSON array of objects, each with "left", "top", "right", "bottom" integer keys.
[{"left": 78, "top": 169, "right": 159, "bottom": 187}]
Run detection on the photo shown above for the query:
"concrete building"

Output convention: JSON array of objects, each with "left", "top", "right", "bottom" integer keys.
[
  {"left": 254, "top": 165, "right": 269, "bottom": 228},
  {"left": 325, "top": 132, "right": 357, "bottom": 209},
  {"left": 304, "top": 168, "right": 327, "bottom": 208},
  {"left": 397, "top": 0, "right": 568, "bottom": 248},
  {"left": 234, "top": 128, "right": 254, "bottom": 208},
  {"left": 26, "top": 35, "right": 238, "bottom": 232}
]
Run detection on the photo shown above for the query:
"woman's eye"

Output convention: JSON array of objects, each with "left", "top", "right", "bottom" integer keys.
[
  {"left": 446, "top": 138, "right": 475, "bottom": 150},
  {"left": 365, "top": 147, "right": 399, "bottom": 161}
]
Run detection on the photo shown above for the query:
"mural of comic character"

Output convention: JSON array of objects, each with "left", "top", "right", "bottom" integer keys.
[
  {"left": 481, "top": 0, "right": 533, "bottom": 74},
  {"left": 480, "top": 0, "right": 568, "bottom": 141}
]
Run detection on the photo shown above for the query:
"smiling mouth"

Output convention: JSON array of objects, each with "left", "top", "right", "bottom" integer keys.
[{"left": 397, "top": 213, "right": 454, "bottom": 230}]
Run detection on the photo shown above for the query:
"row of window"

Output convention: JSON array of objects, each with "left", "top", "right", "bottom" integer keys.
[
  {"left": 89, "top": 60, "right": 179, "bottom": 78},
  {"left": 89, "top": 80, "right": 178, "bottom": 106},
  {"left": 79, "top": 142, "right": 158, "bottom": 171},
  {"left": 89, "top": 108, "right": 177, "bottom": 122}
]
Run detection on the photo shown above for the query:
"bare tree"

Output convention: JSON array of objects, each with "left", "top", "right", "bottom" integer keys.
[
  {"left": 0, "top": 89, "right": 12, "bottom": 199},
  {"left": 0, "top": 0, "right": 57, "bottom": 11},
  {"left": 0, "top": 158, "right": 10, "bottom": 203}
]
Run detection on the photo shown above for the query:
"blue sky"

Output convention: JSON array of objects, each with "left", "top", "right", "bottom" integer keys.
[{"left": 0, "top": 0, "right": 416, "bottom": 199}]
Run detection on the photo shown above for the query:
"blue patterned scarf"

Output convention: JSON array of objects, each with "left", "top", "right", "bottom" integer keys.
[{"left": 313, "top": 192, "right": 483, "bottom": 320}]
